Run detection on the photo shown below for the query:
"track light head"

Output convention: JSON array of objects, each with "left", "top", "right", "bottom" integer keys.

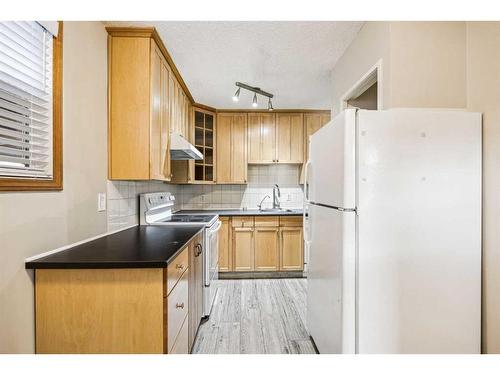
[
  {"left": 232, "top": 88, "right": 240, "bottom": 102},
  {"left": 252, "top": 93, "right": 258, "bottom": 108},
  {"left": 268, "top": 98, "right": 274, "bottom": 111}
]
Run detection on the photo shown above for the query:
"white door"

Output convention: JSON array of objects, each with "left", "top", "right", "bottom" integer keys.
[
  {"left": 308, "top": 109, "right": 356, "bottom": 209},
  {"left": 307, "top": 203, "right": 356, "bottom": 354},
  {"left": 356, "top": 109, "right": 481, "bottom": 353}
]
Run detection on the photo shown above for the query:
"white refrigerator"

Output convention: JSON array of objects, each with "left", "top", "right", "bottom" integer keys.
[{"left": 305, "top": 108, "right": 482, "bottom": 354}]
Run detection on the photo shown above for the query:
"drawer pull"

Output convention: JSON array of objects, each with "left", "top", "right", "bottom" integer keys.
[
  {"left": 176, "top": 302, "right": 185, "bottom": 309},
  {"left": 175, "top": 264, "right": 185, "bottom": 270}
]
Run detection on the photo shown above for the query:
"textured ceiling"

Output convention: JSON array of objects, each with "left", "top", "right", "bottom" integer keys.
[{"left": 105, "top": 21, "right": 364, "bottom": 109}]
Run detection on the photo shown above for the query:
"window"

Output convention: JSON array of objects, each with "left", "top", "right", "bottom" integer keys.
[{"left": 0, "top": 21, "right": 62, "bottom": 191}]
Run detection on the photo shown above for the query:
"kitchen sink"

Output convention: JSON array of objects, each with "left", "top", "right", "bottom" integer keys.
[{"left": 259, "top": 208, "right": 296, "bottom": 213}]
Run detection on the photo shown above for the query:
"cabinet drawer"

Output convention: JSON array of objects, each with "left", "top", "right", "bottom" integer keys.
[
  {"left": 167, "top": 269, "right": 189, "bottom": 353},
  {"left": 254, "top": 216, "right": 279, "bottom": 227},
  {"left": 280, "top": 216, "right": 302, "bottom": 227},
  {"left": 165, "top": 247, "right": 189, "bottom": 296},
  {"left": 231, "top": 216, "right": 254, "bottom": 227},
  {"left": 170, "top": 314, "right": 189, "bottom": 354}
]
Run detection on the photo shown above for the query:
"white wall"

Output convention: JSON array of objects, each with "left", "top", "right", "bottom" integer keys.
[
  {"left": 0, "top": 22, "right": 108, "bottom": 353},
  {"left": 465, "top": 21, "right": 500, "bottom": 354},
  {"left": 330, "top": 22, "right": 391, "bottom": 115},
  {"left": 389, "top": 22, "right": 467, "bottom": 109},
  {"left": 331, "top": 22, "right": 467, "bottom": 115}
]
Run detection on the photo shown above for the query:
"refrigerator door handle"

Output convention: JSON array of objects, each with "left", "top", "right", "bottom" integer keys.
[{"left": 304, "top": 159, "right": 312, "bottom": 203}]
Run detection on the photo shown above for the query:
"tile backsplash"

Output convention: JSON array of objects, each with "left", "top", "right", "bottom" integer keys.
[
  {"left": 107, "top": 164, "right": 303, "bottom": 231},
  {"left": 178, "top": 165, "right": 304, "bottom": 210},
  {"left": 107, "top": 180, "right": 181, "bottom": 232}
]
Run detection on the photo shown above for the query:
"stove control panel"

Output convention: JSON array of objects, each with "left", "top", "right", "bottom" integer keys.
[
  {"left": 143, "top": 192, "right": 175, "bottom": 210},
  {"left": 139, "top": 192, "right": 175, "bottom": 225}
]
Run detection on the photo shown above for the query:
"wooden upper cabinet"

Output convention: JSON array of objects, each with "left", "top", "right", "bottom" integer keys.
[
  {"left": 160, "top": 59, "right": 172, "bottom": 180},
  {"left": 248, "top": 113, "right": 305, "bottom": 164},
  {"left": 300, "top": 112, "right": 331, "bottom": 183},
  {"left": 108, "top": 31, "right": 174, "bottom": 181},
  {"left": 150, "top": 42, "right": 171, "bottom": 181},
  {"left": 149, "top": 43, "right": 162, "bottom": 181},
  {"left": 276, "top": 113, "right": 304, "bottom": 163},
  {"left": 216, "top": 113, "right": 247, "bottom": 184},
  {"left": 171, "top": 104, "right": 197, "bottom": 184},
  {"left": 232, "top": 114, "right": 248, "bottom": 183},
  {"left": 169, "top": 76, "right": 188, "bottom": 138},
  {"left": 248, "top": 113, "right": 276, "bottom": 163},
  {"left": 108, "top": 36, "right": 151, "bottom": 180},
  {"left": 216, "top": 114, "right": 231, "bottom": 183},
  {"left": 304, "top": 113, "right": 331, "bottom": 161}
]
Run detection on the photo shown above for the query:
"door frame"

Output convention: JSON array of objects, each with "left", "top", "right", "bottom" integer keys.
[{"left": 340, "top": 59, "right": 383, "bottom": 111}]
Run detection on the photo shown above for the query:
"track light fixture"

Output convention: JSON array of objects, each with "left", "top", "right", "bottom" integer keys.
[
  {"left": 232, "top": 87, "right": 240, "bottom": 102},
  {"left": 231, "top": 82, "right": 274, "bottom": 111}
]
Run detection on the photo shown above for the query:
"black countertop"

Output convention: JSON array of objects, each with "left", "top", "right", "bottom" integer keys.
[
  {"left": 177, "top": 209, "right": 303, "bottom": 217},
  {"left": 25, "top": 225, "right": 205, "bottom": 269}
]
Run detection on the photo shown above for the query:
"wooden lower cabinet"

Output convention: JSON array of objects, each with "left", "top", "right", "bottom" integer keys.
[
  {"left": 232, "top": 227, "right": 254, "bottom": 271},
  {"left": 35, "top": 268, "right": 165, "bottom": 354},
  {"left": 170, "top": 315, "right": 189, "bottom": 354},
  {"left": 218, "top": 217, "right": 232, "bottom": 272},
  {"left": 35, "top": 237, "right": 204, "bottom": 354},
  {"left": 167, "top": 268, "right": 189, "bottom": 353},
  {"left": 254, "top": 227, "right": 280, "bottom": 271},
  {"left": 280, "top": 227, "right": 304, "bottom": 270},
  {"left": 221, "top": 215, "right": 303, "bottom": 273}
]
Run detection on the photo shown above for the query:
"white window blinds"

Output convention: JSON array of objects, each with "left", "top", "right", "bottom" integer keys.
[{"left": 0, "top": 21, "right": 53, "bottom": 179}]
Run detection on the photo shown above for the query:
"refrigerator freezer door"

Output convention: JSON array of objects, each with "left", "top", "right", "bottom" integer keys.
[
  {"left": 307, "top": 203, "right": 356, "bottom": 354},
  {"left": 308, "top": 109, "right": 356, "bottom": 209},
  {"left": 356, "top": 109, "right": 481, "bottom": 353}
]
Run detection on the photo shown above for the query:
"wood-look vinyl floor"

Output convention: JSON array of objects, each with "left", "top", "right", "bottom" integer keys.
[{"left": 191, "top": 278, "right": 316, "bottom": 354}]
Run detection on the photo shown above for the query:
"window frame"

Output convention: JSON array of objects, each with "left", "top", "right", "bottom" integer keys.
[{"left": 0, "top": 21, "right": 63, "bottom": 191}]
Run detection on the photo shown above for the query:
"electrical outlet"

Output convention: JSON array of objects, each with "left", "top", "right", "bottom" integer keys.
[
  {"left": 97, "top": 193, "right": 106, "bottom": 212},
  {"left": 287, "top": 193, "right": 291, "bottom": 202}
]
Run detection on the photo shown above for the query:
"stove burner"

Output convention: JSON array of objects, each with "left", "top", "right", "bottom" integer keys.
[{"left": 159, "top": 214, "right": 216, "bottom": 224}]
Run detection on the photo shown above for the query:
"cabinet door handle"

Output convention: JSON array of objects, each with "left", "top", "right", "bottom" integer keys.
[
  {"left": 175, "top": 264, "right": 185, "bottom": 270},
  {"left": 176, "top": 302, "right": 185, "bottom": 309},
  {"left": 195, "top": 243, "right": 203, "bottom": 257}
]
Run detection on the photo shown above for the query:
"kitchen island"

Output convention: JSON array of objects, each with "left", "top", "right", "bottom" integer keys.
[{"left": 25, "top": 225, "right": 205, "bottom": 354}]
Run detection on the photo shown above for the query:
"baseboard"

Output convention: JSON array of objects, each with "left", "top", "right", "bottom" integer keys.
[{"left": 219, "top": 271, "right": 305, "bottom": 279}]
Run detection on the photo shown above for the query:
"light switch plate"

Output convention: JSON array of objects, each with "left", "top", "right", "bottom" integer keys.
[{"left": 98, "top": 193, "right": 106, "bottom": 212}]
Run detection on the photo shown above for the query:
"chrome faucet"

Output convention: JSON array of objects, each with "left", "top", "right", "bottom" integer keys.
[
  {"left": 258, "top": 195, "right": 271, "bottom": 211},
  {"left": 273, "top": 184, "right": 281, "bottom": 209}
]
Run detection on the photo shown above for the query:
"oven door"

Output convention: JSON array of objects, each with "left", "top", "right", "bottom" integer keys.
[{"left": 205, "top": 220, "right": 221, "bottom": 287}]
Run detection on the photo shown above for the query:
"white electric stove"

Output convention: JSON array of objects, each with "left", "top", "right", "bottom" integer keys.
[{"left": 139, "top": 192, "right": 220, "bottom": 317}]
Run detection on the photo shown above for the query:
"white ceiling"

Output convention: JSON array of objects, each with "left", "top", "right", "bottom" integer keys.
[{"left": 105, "top": 21, "right": 364, "bottom": 110}]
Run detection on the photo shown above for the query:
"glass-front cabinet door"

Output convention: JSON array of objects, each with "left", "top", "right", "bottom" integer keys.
[{"left": 194, "top": 108, "right": 216, "bottom": 183}]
